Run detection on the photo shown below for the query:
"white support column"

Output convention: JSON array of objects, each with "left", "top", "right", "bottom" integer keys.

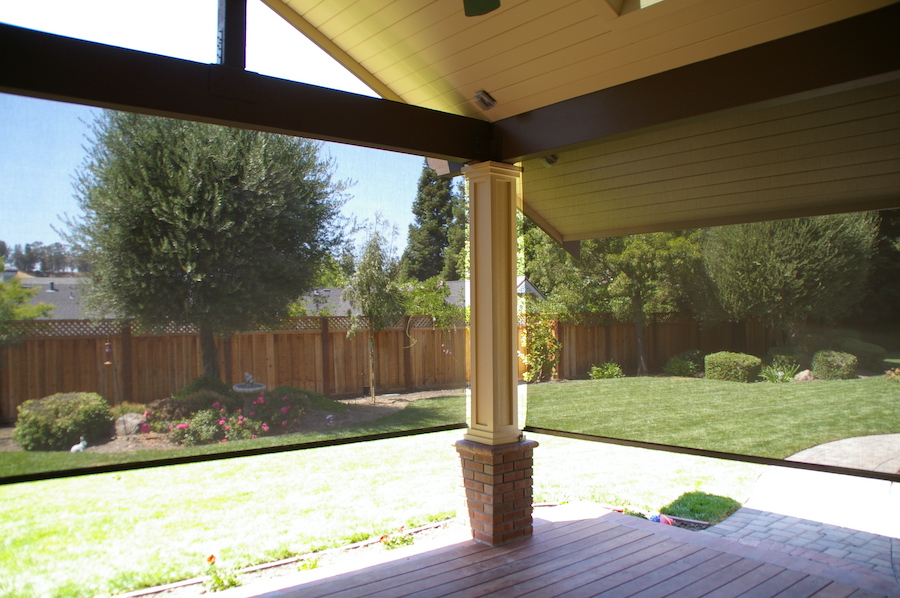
[{"left": 462, "top": 161, "right": 522, "bottom": 446}]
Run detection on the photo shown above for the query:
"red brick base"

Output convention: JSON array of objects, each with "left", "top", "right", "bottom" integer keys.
[{"left": 454, "top": 437, "right": 539, "bottom": 546}]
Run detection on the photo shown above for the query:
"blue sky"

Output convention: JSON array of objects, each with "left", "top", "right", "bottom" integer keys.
[{"left": 0, "top": 0, "right": 424, "bottom": 253}]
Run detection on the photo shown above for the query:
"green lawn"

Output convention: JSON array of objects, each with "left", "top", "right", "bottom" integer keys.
[
  {"left": 525, "top": 375, "right": 900, "bottom": 458},
  {"left": 0, "top": 429, "right": 763, "bottom": 598},
  {"left": 3, "top": 373, "right": 897, "bottom": 596}
]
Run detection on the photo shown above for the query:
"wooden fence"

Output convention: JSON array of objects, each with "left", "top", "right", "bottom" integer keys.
[
  {"left": 0, "top": 316, "right": 468, "bottom": 422},
  {"left": 549, "top": 314, "right": 774, "bottom": 379},
  {"left": 0, "top": 314, "right": 775, "bottom": 422}
]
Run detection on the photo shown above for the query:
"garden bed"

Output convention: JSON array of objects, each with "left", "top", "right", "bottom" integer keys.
[{"left": 0, "top": 389, "right": 462, "bottom": 454}]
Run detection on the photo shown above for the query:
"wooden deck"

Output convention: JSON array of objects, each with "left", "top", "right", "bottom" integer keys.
[{"left": 228, "top": 505, "right": 898, "bottom": 598}]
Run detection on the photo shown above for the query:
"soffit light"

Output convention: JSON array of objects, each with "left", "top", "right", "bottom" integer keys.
[{"left": 464, "top": 0, "right": 501, "bottom": 17}]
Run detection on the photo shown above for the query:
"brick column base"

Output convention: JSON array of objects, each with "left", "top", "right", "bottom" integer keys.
[{"left": 455, "top": 438, "right": 539, "bottom": 546}]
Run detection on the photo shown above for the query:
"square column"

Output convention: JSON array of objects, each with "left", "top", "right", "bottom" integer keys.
[
  {"left": 462, "top": 161, "right": 522, "bottom": 446},
  {"left": 458, "top": 161, "right": 536, "bottom": 546}
]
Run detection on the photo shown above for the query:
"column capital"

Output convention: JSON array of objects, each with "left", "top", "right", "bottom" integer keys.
[{"left": 461, "top": 161, "right": 522, "bottom": 180}]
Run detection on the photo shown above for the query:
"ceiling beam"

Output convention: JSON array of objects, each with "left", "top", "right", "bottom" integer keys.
[
  {"left": 494, "top": 3, "right": 900, "bottom": 162},
  {"left": 0, "top": 23, "right": 492, "bottom": 163}
]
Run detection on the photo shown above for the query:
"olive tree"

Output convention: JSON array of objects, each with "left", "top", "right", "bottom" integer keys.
[{"left": 65, "top": 111, "right": 345, "bottom": 380}]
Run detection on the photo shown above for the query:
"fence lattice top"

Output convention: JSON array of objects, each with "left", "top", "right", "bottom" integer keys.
[{"left": 9, "top": 313, "right": 690, "bottom": 339}]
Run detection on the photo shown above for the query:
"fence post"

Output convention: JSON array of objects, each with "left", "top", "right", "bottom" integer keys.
[
  {"left": 321, "top": 317, "right": 331, "bottom": 397},
  {"left": 402, "top": 315, "right": 413, "bottom": 391},
  {"left": 121, "top": 322, "right": 132, "bottom": 404}
]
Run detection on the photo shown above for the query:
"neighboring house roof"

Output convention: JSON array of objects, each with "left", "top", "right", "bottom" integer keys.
[
  {"left": 298, "top": 278, "right": 542, "bottom": 317},
  {"left": 19, "top": 278, "right": 86, "bottom": 320},
  {"left": 298, "top": 288, "right": 356, "bottom": 316}
]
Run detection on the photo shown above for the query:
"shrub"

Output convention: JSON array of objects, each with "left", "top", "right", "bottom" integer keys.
[
  {"left": 174, "top": 375, "right": 239, "bottom": 401},
  {"left": 704, "top": 352, "right": 762, "bottom": 383},
  {"left": 520, "top": 319, "right": 561, "bottom": 383},
  {"left": 759, "top": 355, "right": 800, "bottom": 383},
  {"left": 588, "top": 362, "right": 625, "bottom": 379},
  {"left": 765, "top": 346, "right": 808, "bottom": 369},
  {"left": 14, "top": 392, "right": 114, "bottom": 451},
  {"left": 795, "top": 333, "right": 833, "bottom": 356},
  {"left": 168, "top": 409, "right": 222, "bottom": 446},
  {"left": 168, "top": 409, "right": 264, "bottom": 446},
  {"left": 147, "top": 390, "right": 236, "bottom": 424},
  {"left": 245, "top": 388, "right": 305, "bottom": 434},
  {"left": 811, "top": 350, "right": 857, "bottom": 380},
  {"left": 663, "top": 350, "right": 704, "bottom": 377},
  {"left": 833, "top": 337, "right": 886, "bottom": 371}
]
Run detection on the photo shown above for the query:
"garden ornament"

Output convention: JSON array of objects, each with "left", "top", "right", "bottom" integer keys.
[{"left": 70, "top": 436, "right": 87, "bottom": 453}]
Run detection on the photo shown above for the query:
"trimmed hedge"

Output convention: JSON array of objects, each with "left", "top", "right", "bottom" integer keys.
[
  {"left": 14, "top": 392, "right": 114, "bottom": 451},
  {"left": 811, "top": 350, "right": 858, "bottom": 380},
  {"left": 704, "top": 352, "right": 762, "bottom": 383},
  {"left": 833, "top": 338, "right": 886, "bottom": 371}
]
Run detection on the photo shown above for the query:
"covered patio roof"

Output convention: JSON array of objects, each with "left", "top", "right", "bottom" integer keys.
[{"left": 2, "top": 0, "right": 898, "bottom": 242}]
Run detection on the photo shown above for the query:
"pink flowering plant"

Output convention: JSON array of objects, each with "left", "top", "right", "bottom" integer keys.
[
  {"left": 166, "top": 409, "right": 264, "bottom": 445},
  {"left": 244, "top": 387, "right": 306, "bottom": 435},
  {"left": 147, "top": 384, "right": 311, "bottom": 445}
]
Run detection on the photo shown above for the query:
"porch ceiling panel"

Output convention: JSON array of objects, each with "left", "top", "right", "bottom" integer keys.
[
  {"left": 522, "top": 78, "right": 900, "bottom": 241},
  {"left": 269, "top": 0, "right": 897, "bottom": 122}
]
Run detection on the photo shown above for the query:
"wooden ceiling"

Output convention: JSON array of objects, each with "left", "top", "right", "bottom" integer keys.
[
  {"left": 261, "top": 0, "right": 900, "bottom": 240},
  {"left": 263, "top": 0, "right": 895, "bottom": 121}
]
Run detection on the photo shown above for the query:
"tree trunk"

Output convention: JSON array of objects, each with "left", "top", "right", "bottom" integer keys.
[
  {"left": 634, "top": 315, "right": 649, "bottom": 376},
  {"left": 199, "top": 323, "right": 220, "bottom": 380},
  {"left": 369, "top": 329, "right": 376, "bottom": 403}
]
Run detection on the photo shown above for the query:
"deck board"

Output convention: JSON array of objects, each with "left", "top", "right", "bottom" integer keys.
[{"left": 240, "top": 509, "right": 894, "bottom": 598}]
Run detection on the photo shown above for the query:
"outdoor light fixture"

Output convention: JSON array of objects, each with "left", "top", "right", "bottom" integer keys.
[
  {"left": 474, "top": 90, "right": 497, "bottom": 110},
  {"left": 464, "top": 0, "right": 501, "bottom": 16}
]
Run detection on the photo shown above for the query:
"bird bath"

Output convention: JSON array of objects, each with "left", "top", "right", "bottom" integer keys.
[{"left": 233, "top": 373, "right": 266, "bottom": 416}]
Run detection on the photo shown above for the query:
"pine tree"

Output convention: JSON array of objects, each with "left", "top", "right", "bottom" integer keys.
[{"left": 400, "top": 161, "right": 461, "bottom": 281}]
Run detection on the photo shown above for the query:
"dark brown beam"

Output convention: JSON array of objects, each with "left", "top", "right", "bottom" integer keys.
[
  {"left": 494, "top": 3, "right": 900, "bottom": 162},
  {"left": 218, "top": 0, "right": 247, "bottom": 70},
  {"left": 0, "top": 23, "right": 493, "bottom": 163}
]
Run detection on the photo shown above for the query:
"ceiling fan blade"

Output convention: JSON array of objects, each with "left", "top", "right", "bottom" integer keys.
[{"left": 464, "top": 0, "right": 501, "bottom": 17}]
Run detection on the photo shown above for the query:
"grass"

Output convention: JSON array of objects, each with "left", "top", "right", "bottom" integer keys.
[
  {"left": 660, "top": 492, "right": 742, "bottom": 524},
  {"left": 4, "top": 370, "right": 896, "bottom": 596},
  {"left": 525, "top": 375, "right": 900, "bottom": 458},
  {"left": 530, "top": 433, "right": 762, "bottom": 518},
  {"left": 0, "top": 429, "right": 763, "bottom": 598}
]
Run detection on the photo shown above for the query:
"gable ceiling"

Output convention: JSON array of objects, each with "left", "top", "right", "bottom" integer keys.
[
  {"left": 263, "top": 0, "right": 895, "bottom": 121},
  {"left": 263, "top": 0, "right": 900, "bottom": 242}
]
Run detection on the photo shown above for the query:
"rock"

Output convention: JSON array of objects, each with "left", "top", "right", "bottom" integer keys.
[
  {"left": 794, "top": 369, "right": 814, "bottom": 382},
  {"left": 115, "top": 413, "right": 146, "bottom": 436}
]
